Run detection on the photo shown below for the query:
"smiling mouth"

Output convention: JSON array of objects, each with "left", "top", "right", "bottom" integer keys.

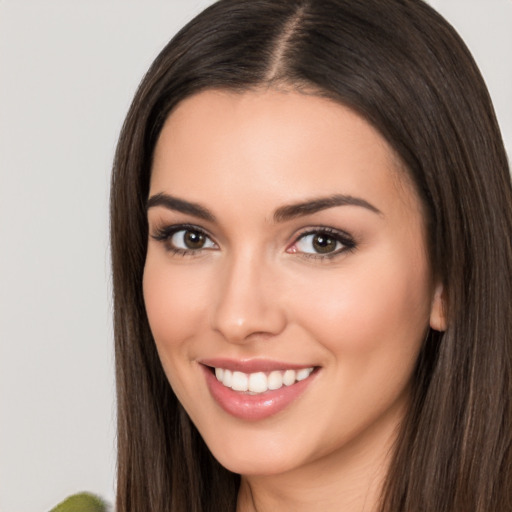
[
  {"left": 212, "top": 367, "right": 315, "bottom": 394},
  {"left": 201, "top": 362, "right": 319, "bottom": 420}
]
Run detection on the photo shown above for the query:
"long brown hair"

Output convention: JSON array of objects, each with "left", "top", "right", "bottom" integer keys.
[{"left": 110, "top": 1, "right": 512, "bottom": 510}]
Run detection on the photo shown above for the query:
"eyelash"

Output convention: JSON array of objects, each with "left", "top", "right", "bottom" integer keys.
[
  {"left": 150, "top": 224, "right": 356, "bottom": 259},
  {"left": 151, "top": 224, "right": 217, "bottom": 257},
  {"left": 290, "top": 227, "right": 356, "bottom": 260}
]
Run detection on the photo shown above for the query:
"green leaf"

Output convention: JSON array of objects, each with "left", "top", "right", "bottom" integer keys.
[{"left": 49, "top": 492, "right": 108, "bottom": 512}]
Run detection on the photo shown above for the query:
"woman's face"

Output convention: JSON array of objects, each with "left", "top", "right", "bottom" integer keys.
[{"left": 143, "top": 89, "right": 444, "bottom": 477}]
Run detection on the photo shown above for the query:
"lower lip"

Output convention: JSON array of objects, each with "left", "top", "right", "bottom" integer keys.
[{"left": 201, "top": 365, "right": 317, "bottom": 421}]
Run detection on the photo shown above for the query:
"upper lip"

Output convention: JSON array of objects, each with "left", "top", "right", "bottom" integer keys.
[{"left": 199, "top": 358, "right": 317, "bottom": 373}]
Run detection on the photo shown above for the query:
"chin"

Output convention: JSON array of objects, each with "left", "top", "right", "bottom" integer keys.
[
  {"left": 213, "top": 448, "right": 301, "bottom": 477},
  {"left": 198, "top": 423, "right": 316, "bottom": 477}
]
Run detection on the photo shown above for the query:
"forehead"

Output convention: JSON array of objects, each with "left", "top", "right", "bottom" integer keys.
[{"left": 150, "top": 89, "right": 419, "bottom": 218}]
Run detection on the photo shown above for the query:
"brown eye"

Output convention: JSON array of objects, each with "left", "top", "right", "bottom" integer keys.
[
  {"left": 183, "top": 230, "right": 206, "bottom": 249},
  {"left": 166, "top": 228, "right": 217, "bottom": 252},
  {"left": 295, "top": 232, "right": 341, "bottom": 255},
  {"left": 291, "top": 229, "right": 355, "bottom": 258},
  {"left": 311, "top": 233, "right": 338, "bottom": 254}
]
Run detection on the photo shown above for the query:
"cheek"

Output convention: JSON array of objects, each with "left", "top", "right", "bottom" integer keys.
[
  {"left": 285, "top": 253, "right": 432, "bottom": 359},
  {"left": 142, "top": 256, "right": 215, "bottom": 411},
  {"left": 142, "top": 257, "right": 210, "bottom": 356}
]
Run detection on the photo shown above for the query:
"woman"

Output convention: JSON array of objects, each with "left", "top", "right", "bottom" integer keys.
[{"left": 110, "top": 0, "right": 512, "bottom": 510}]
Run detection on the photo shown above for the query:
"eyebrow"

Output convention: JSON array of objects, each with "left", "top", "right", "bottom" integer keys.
[
  {"left": 273, "top": 194, "right": 382, "bottom": 222},
  {"left": 146, "top": 192, "right": 381, "bottom": 223},
  {"left": 146, "top": 192, "right": 216, "bottom": 222}
]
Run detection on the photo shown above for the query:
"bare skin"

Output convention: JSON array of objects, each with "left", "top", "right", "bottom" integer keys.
[{"left": 143, "top": 89, "right": 445, "bottom": 512}]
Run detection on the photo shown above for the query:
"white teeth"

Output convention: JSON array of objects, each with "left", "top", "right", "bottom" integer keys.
[
  {"left": 248, "top": 372, "right": 268, "bottom": 393},
  {"left": 222, "top": 369, "right": 233, "bottom": 388},
  {"left": 267, "top": 371, "right": 284, "bottom": 390},
  {"left": 231, "top": 371, "right": 248, "bottom": 391},
  {"left": 283, "top": 369, "right": 296, "bottom": 386},
  {"left": 296, "top": 367, "right": 313, "bottom": 381},
  {"left": 214, "top": 366, "right": 314, "bottom": 394}
]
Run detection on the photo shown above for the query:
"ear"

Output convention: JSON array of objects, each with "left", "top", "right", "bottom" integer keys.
[{"left": 429, "top": 282, "right": 447, "bottom": 332}]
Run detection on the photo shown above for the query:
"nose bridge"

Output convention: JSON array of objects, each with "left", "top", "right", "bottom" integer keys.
[{"left": 211, "top": 246, "right": 286, "bottom": 343}]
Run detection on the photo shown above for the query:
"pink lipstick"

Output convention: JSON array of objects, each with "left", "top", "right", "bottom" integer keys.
[{"left": 200, "top": 359, "right": 318, "bottom": 421}]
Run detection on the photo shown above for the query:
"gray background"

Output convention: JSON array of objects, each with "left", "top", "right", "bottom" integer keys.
[{"left": 0, "top": 1, "right": 510, "bottom": 511}]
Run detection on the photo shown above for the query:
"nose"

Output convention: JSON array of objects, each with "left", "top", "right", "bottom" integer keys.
[{"left": 210, "top": 251, "right": 287, "bottom": 344}]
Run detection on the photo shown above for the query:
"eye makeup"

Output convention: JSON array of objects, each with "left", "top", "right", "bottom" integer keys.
[
  {"left": 150, "top": 223, "right": 218, "bottom": 256},
  {"left": 287, "top": 226, "right": 356, "bottom": 260},
  {"left": 150, "top": 221, "right": 356, "bottom": 261}
]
